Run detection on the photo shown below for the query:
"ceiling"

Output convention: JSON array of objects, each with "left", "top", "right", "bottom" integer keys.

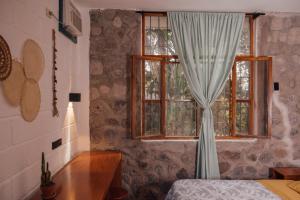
[{"left": 75, "top": 0, "right": 300, "bottom": 13}]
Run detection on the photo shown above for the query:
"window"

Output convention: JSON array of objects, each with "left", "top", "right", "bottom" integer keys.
[{"left": 131, "top": 13, "right": 272, "bottom": 139}]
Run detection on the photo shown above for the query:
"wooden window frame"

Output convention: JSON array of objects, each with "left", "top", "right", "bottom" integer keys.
[
  {"left": 232, "top": 56, "right": 273, "bottom": 138},
  {"left": 131, "top": 55, "right": 200, "bottom": 140},
  {"left": 131, "top": 12, "right": 272, "bottom": 140}
]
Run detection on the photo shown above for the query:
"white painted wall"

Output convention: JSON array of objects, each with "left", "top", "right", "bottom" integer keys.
[{"left": 0, "top": 0, "right": 90, "bottom": 199}]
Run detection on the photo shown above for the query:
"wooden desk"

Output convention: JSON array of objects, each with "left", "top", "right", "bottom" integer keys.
[
  {"left": 29, "top": 151, "right": 122, "bottom": 200},
  {"left": 270, "top": 167, "right": 300, "bottom": 180}
]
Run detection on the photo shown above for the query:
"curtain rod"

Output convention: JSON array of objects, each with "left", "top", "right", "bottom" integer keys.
[{"left": 136, "top": 11, "right": 265, "bottom": 19}]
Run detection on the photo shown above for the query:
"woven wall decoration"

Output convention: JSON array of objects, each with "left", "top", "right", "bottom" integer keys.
[
  {"left": 0, "top": 35, "right": 12, "bottom": 81},
  {"left": 0, "top": 36, "right": 44, "bottom": 122},
  {"left": 22, "top": 39, "right": 45, "bottom": 82},
  {"left": 2, "top": 60, "right": 26, "bottom": 106},
  {"left": 20, "top": 79, "right": 41, "bottom": 122},
  {"left": 52, "top": 29, "right": 59, "bottom": 117}
]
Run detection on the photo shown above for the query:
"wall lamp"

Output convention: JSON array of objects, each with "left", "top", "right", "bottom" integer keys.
[{"left": 69, "top": 93, "right": 81, "bottom": 102}]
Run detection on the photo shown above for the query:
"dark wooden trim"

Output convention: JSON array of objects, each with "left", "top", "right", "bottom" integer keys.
[
  {"left": 136, "top": 11, "right": 167, "bottom": 16},
  {"left": 141, "top": 60, "right": 145, "bottom": 137},
  {"left": 139, "top": 135, "right": 262, "bottom": 140},
  {"left": 132, "top": 55, "right": 178, "bottom": 60},
  {"left": 246, "top": 12, "right": 265, "bottom": 19},
  {"left": 267, "top": 57, "right": 273, "bottom": 138},
  {"left": 229, "top": 74, "right": 233, "bottom": 136},
  {"left": 131, "top": 56, "right": 137, "bottom": 138},
  {"left": 161, "top": 62, "right": 166, "bottom": 135},
  {"left": 235, "top": 56, "right": 271, "bottom": 61},
  {"left": 249, "top": 59, "right": 255, "bottom": 135},
  {"left": 231, "top": 62, "right": 237, "bottom": 136}
]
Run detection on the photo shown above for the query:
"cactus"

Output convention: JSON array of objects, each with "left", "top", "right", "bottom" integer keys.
[{"left": 41, "top": 152, "right": 53, "bottom": 187}]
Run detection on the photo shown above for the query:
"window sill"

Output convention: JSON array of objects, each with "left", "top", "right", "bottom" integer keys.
[
  {"left": 140, "top": 137, "right": 259, "bottom": 142},
  {"left": 216, "top": 138, "right": 257, "bottom": 142}
]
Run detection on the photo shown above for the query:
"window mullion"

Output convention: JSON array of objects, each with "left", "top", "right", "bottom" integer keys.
[
  {"left": 267, "top": 57, "right": 273, "bottom": 138},
  {"left": 131, "top": 56, "right": 137, "bottom": 138},
  {"left": 249, "top": 60, "right": 255, "bottom": 135},
  {"left": 231, "top": 62, "right": 237, "bottom": 136},
  {"left": 141, "top": 60, "right": 146, "bottom": 137},
  {"left": 160, "top": 61, "right": 166, "bottom": 137}
]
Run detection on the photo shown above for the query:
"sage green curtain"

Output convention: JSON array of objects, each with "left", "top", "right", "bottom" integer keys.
[{"left": 168, "top": 12, "right": 244, "bottom": 179}]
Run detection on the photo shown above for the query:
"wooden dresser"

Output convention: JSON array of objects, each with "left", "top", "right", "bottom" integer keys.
[{"left": 29, "top": 151, "right": 122, "bottom": 200}]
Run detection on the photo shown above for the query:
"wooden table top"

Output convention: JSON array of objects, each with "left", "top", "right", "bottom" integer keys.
[
  {"left": 29, "top": 151, "right": 122, "bottom": 200},
  {"left": 273, "top": 167, "right": 300, "bottom": 175},
  {"left": 271, "top": 167, "right": 300, "bottom": 180}
]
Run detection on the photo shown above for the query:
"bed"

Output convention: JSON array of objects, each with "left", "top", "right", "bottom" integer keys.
[{"left": 165, "top": 179, "right": 300, "bottom": 200}]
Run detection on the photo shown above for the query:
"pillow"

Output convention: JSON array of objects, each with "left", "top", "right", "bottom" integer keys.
[{"left": 288, "top": 181, "right": 300, "bottom": 194}]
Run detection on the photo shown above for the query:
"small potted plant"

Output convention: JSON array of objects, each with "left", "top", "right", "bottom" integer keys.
[{"left": 40, "top": 152, "right": 56, "bottom": 199}]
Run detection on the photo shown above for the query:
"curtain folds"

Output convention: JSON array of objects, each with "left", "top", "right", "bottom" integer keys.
[{"left": 168, "top": 12, "right": 244, "bottom": 179}]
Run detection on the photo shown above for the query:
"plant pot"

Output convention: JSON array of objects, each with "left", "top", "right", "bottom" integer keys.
[{"left": 40, "top": 183, "right": 56, "bottom": 200}]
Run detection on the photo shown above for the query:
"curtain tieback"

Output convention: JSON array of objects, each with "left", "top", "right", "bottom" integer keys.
[{"left": 203, "top": 107, "right": 212, "bottom": 116}]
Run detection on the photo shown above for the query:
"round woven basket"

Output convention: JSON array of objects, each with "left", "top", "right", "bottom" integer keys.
[
  {"left": 2, "top": 60, "right": 26, "bottom": 106},
  {"left": 20, "top": 79, "right": 41, "bottom": 122},
  {"left": 0, "top": 35, "right": 12, "bottom": 81},
  {"left": 22, "top": 39, "right": 45, "bottom": 82}
]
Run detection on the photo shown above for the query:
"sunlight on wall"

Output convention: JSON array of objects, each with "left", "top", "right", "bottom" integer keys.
[{"left": 64, "top": 102, "right": 76, "bottom": 163}]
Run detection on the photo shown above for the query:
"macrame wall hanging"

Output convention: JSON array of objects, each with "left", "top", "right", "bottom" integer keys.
[{"left": 52, "top": 29, "right": 59, "bottom": 117}]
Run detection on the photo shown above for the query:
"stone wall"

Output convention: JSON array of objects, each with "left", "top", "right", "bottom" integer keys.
[{"left": 89, "top": 10, "right": 300, "bottom": 200}]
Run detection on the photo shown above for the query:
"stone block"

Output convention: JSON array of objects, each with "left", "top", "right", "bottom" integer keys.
[
  {"left": 258, "top": 152, "right": 273, "bottom": 164},
  {"left": 287, "top": 28, "right": 300, "bottom": 45},
  {"left": 219, "top": 162, "right": 231, "bottom": 174},
  {"left": 176, "top": 168, "right": 188, "bottom": 179},
  {"left": 271, "top": 18, "right": 284, "bottom": 31}
]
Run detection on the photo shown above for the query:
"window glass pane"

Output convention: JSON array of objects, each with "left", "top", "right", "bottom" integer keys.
[
  {"left": 166, "top": 101, "right": 196, "bottom": 136},
  {"left": 160, "top": 16, "right": 168, "bottom": 29},
  {"left": 212, "top": 101, "right": 231, "bottom": 136},
  {"left": 145, "top": 60, "right": 160, "bottom": 100},
  {"left": 166, "top": 63, "right": 192, "bottom": 100},
  {"left": 144, "top": 16, "right": 175, "bottom": 55},
  {"left": 144, "top": 103, "right": 161, "bottom": 136},
  {"left": 212, "top": 80, "right": 231, "bottom": 136},
  {"left": 236, "top": 61, "right": 250, "bottom": 99},
  {"left": 236, "top": 102, "right": 249, "bottom": 134},
  {"left": 150, "top": 16, "right": 159, "bottom": 28},
  {"left": 237, "top": 16, "right": 251, "bottom": 55}
]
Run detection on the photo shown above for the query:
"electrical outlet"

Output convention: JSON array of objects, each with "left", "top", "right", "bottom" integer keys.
[{"left": 46, "top": 8, "right": 52, "bottom": 19}]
